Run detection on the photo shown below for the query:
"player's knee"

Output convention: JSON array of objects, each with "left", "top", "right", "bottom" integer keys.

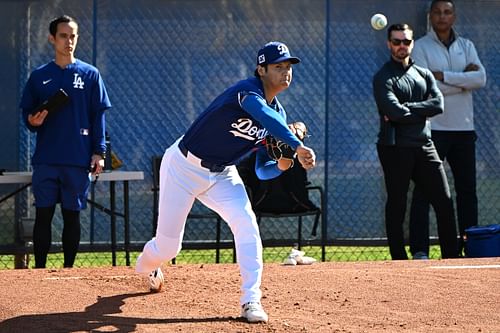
[
  {"left": 227, "top": 202, "right": 256, "bottom": 224},
  {"left": 153, "top": 233, "right": 182, "bottom": 261},
  {"left": 228, "top": 210, "right": 261, "bottom": 244}
]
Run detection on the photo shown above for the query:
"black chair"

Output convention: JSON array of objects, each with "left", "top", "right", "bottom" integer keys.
[
  {"left": 237, "top": 153, "right": 326, "bottom": 261},
  {"left": 252, "top": 186, "right": 325, "bottom": 261},
  {"left": 151, "top": 155, "right": 233, "bottom": 263},
  {"left": 255, "top": 186, "right": 324, "bottom": 245}
]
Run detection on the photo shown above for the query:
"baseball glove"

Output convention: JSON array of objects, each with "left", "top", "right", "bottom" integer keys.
[
  {"left": 264, "top": 122, "right": 307, "bottom": 162},
  {"left": 265, "top": 135, "right": 296, "bottom": 161}
]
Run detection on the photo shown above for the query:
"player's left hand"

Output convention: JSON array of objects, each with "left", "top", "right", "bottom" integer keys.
[{"left": 90, "top": 154, "right": 105, "bottom": 175}]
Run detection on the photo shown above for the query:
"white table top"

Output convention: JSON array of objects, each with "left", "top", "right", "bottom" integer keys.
[{"left": 0, "top": 171, "right": 144, "bottom": 184}]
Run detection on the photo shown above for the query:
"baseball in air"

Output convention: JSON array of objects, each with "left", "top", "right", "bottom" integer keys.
[{"left": 371, "top": 13, "right": 387, "bottom": 30}]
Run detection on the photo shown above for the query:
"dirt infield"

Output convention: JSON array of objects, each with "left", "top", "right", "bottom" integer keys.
[{"left": 0, "top": 258, "right": 499, "bottom": 333}]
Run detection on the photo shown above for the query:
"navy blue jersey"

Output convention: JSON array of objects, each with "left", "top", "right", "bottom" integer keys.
[
  {"left": 20, "top": 59, "right": 111, "bottom": 168},
  {"left": 183, "top": 77, "right": 301, "bottom": 166}
]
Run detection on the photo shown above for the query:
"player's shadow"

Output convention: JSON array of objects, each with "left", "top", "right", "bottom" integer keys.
[{"left": 0, "top": 291, "right": 241, "bottom": 333}]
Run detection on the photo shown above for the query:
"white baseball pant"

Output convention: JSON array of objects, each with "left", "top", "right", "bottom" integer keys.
[{"left": 136, "top": 138, "right": 263, "bottom": 305}]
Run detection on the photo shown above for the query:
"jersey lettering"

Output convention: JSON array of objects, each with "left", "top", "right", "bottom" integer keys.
[
  {"left": 230, "top": 118, "right": 267, "bottom": 141},
  {"left": 73, "top": 73, "right": 85, "bottom": 89}
]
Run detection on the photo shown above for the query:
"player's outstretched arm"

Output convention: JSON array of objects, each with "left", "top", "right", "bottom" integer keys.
[{"left": 296, "top": 145, "right": 315, "bottom": 170}]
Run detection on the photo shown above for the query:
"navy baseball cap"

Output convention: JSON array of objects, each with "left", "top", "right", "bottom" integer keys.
[{"left": 257, "top": 41, "right": 301, "bottom": 66}]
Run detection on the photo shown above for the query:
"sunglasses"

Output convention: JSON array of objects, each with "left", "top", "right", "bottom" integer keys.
[{"left": 390, "top": 38, "right": 412, "bottom": 46}]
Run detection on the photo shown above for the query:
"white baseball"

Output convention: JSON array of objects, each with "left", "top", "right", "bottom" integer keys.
[{"left": 371, "top": 13, "right": 387, "bottom": 30}]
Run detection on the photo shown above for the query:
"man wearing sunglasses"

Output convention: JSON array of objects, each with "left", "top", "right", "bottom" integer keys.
[
  {"left": 372, "top": 23, "right": 458, "bottom": 260},
  {"left": 409, "top": 0, "right": 487, "bottom": 259}
]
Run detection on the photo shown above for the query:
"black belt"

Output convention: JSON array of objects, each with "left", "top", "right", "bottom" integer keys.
[{"left": 178, "top": 140, "right": 226, "bottom": 173}]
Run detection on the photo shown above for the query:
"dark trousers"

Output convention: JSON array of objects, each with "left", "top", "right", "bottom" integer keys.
[
  {"left": 377, "top": 143, "right": 458, "bottom": 260},
  {"left": 33, "top": 206, "right": 81, "bottom": 268},
  {"left": 410, "top": 131, "right": 477, "bottom": 256}
]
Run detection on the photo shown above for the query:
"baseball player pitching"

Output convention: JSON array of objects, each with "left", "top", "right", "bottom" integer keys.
[{"left": 135, "top": 41, "right": 316, "bottom": 323}]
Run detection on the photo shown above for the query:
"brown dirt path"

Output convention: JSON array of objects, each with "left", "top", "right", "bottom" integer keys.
[{"left": 0, "top": 258, "right": 499, "bottom": 332}]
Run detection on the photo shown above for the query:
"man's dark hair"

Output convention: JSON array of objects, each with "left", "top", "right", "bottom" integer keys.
[
  {"left": 387, "top": 23, "right": 413, "bottom": 40},
  {"left": 254, "top": 64, "right": 268, "bottom": 78},
  {"left": 430, "top": 0, "right": 455, "bottom": 12},
  {"left": 49, "top": 15, "right": 78, "bottom": 36}
]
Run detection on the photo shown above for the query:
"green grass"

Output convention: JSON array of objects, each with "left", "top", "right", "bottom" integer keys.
[{"left": 0, "top": 245, "right": 445, "bottom": 269}]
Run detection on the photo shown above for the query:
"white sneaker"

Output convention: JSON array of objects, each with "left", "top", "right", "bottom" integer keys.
[
  {"left": 241, "top": 302, "right": 268, "bottom": 323},
  {"left": 295, "top": 255, "right": 317, "bottom": 265},
  {"left": 148, "top": 267, "right": 164, "bottom": 292},
  {"left": 283, "top": 256, "right": 297, "bottom": 265},
  {"left": 284, "top": 248, "right": 317, "bottom": 265}
]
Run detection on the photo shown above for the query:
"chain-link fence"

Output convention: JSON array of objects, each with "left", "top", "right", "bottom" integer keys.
[{"left": 1, "top": 0, "right": 499, "bottom": 269}]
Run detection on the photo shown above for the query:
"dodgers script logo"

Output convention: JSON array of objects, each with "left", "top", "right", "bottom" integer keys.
[
  {"left": 73, "top": 73, "right": 84, "bottom": 89},
  {"left": 229, "top": 118, "right": 267, "bottom": 142}
]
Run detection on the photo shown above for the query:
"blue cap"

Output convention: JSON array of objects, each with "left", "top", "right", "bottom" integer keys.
[{"left": 257, "top": 41, "right": 301, "bottom": 66}]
